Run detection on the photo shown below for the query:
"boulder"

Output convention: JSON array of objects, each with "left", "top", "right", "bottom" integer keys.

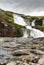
[{"left": 38, "top": 57, "right": 44, "bottom": 65}]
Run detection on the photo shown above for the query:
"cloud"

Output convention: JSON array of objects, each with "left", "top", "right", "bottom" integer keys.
[{"left": 0, "top": 0, "right": 44, "bottom": 16}]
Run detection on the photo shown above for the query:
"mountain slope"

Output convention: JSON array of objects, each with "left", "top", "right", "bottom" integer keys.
[
  {"left": 0, "top": 9, "right": 44, "bottom": 37},
  {"left": 0, "top": 9, "right": 24, "bottom": 37}
]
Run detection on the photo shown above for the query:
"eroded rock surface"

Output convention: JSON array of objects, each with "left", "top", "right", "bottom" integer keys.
[{"left": 0, "top": 37, "right": 44, "bottom": 65}]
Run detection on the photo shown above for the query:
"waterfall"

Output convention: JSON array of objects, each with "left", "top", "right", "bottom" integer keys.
[
  {"left": 31, "top": 20, "right": 35, "bottom": 26},
  {"left": 23, "top": 29, "right": 29, "bottom": 38},
  {"left": 13, "top": 14, "right": 26, "bottom": 26},
  {"left": 13, "top": 14, "right": 44, "bottom": 38},
  {"left": 30, "top": 28, "right": 44, "bottom": 38}
]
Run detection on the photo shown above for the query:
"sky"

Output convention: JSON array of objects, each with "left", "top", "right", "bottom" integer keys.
[{"left": 0, "top": 0, "right": 44, "bottom": 16}]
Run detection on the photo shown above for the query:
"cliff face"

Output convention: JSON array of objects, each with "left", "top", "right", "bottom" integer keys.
[{"left": 0, "top": 9, "right": 23, "bottom": 37}]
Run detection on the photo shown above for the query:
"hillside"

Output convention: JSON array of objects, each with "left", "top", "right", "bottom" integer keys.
[
  {"left": 0, "top": 9, "right": 25, "bottom": 37},
  {"left": 0, "top": 9, "right": 44, "bottom": 37}
]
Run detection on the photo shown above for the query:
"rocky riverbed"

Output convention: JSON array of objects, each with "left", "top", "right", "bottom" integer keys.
[{"left": 0, "top": 37, "right": 44, "bottom": 65}]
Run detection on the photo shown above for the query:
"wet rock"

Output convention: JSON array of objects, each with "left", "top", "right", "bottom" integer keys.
[
  {"left": 40, "top": 47, "right": 44, "bottom": 51},
  {"left": 29, "top": 62, "right": 40, "bottom": 65},
  {"left": 0, "top": 37, "right": 44, "bottom": 65},
  {"left": 11, "top": 50, "right": 29, "bottom": 56},
  {"left": 7, "top": 61, "right": 16, "bottom": 65},
  {"left": 31, "top": 45, "right": 37, "bottom": 49},
  {"left": 19, "top": 55, "right": 38, "bottom": 63},
  {"left": 0, "top": 62, "right": 6, "bottom": 65},
  {"left": 38, "top": 57, "right": 44, "bottom": 65},
  {"left": 30, "top": 49, "right": 44, "bottom": 55},
  {"left": 22, "top": 62, "right": 29, "bottom": 65}
]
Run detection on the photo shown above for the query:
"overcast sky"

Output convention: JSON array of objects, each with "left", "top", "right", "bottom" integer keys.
[{"left": 0, "top": 0, "right": 44, "bottom": 16}]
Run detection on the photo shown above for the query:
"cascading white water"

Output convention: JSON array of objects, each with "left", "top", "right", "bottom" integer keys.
[
  {"left": 23, "top": 29, "right": 29, "bottom": 38},
  {"left": 13, "top": 14, "right": 26, "bottom": 26},
  {"left": 13, "top": 14, "right": 44, "bottom": 38},
  {"left": 26, "top": 26, "right": 44, "bottom": 38},
  {"left": 30, "top": 28, "right": 44, "bottom": 38},
  {"left": 31, "top": 20, "right": 35, "bottom": 26}
]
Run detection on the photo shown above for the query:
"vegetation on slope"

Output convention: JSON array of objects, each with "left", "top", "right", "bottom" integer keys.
[
  {"left": 0, "top": 9, "right": 44, "bottom": 37},
  {"left": 0, "top": 9, "right": 25, "bottom": 37}
]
